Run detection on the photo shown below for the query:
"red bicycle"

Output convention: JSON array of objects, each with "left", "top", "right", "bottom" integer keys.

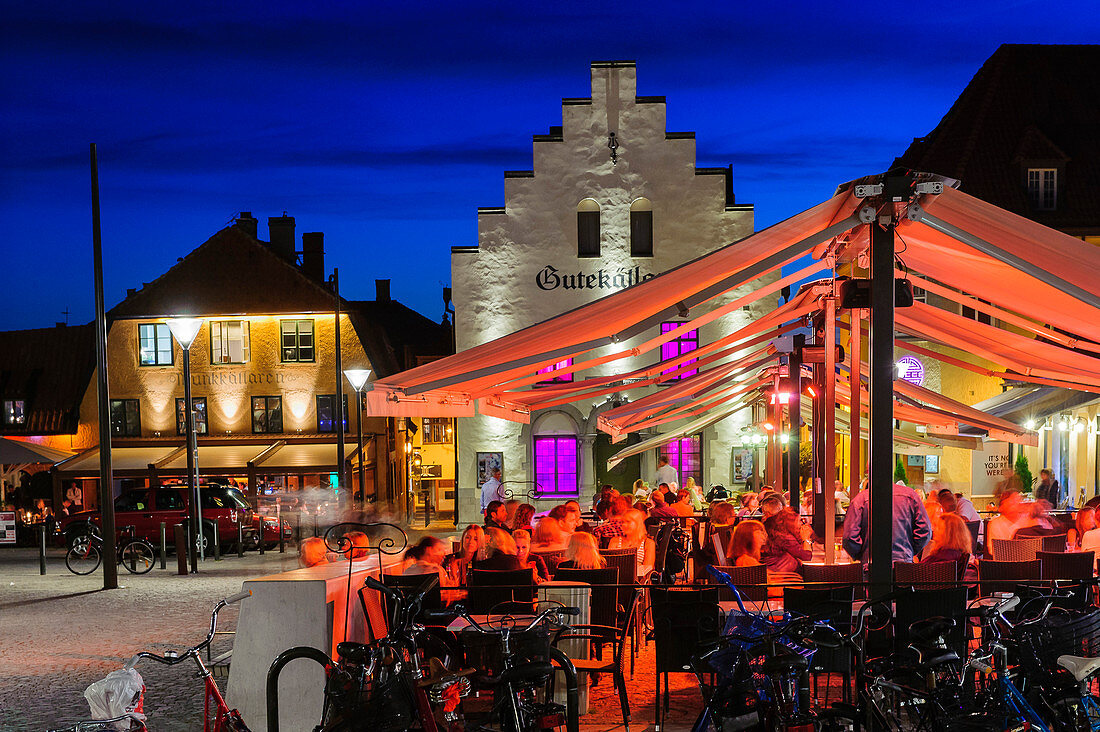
[{"left": 125, "top": 590, "right": 252, "bottom": 731}]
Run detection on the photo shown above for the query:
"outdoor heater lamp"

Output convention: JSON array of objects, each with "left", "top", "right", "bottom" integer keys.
[
  {"left": 343, "top": 369, "right": 372, "bottom": 504},
  {"left": 167, "top": 316, "right": 204, "bottom": 573}
]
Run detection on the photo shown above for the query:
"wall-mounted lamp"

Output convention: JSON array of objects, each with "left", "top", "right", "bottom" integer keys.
[{"left": 607, "top": 131, "right": 619, "bottom": 165}]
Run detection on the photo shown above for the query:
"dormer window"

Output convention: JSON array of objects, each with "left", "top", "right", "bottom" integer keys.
[{"left": 1028, "top": 168, "right": 1057, "bottom": 210}]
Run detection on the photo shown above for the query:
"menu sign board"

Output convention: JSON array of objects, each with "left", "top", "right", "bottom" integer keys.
[{"left": 0, "top": 512, "right": 16, "bottom": 544}]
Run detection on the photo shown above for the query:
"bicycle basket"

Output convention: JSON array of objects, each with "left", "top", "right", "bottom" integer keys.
[
  {"left": 323, "top": 667, "right": 415, "bottom": 732},
  {"left": 1017, "top": 607, "right": 1100, "bottom": 673},
  {"left": 460, "top": 621, "right": 551, "bottom": 678}
]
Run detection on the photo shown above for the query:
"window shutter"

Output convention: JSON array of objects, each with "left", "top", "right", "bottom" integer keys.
[{"left": 630, "top": 210, "right": 653, "bottom": 257}]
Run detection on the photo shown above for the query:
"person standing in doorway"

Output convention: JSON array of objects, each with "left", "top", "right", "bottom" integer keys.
[
  {"left": 480, "top": 468, "right": 503, "bottom": 512},
  {"left": 1035, "top": 469, "right": 1063, "bottom": 509},
  {"left": 654, "top": 456, "right": 678, "bottom": 493}
]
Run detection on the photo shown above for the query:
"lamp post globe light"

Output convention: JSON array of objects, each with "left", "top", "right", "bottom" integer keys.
[
  {"left": 167, "top": 317, "right": 203, "bottom": 573},
  {"left": 343, "top": 369, "right": 371, "bottom": 504}
]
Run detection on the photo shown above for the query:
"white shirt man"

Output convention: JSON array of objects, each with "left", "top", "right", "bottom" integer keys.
[
  {"left": 480, "top": 470, "right": 503, "bottom": 511},
  {"left": 654, "top": 459, "right": 678, "bottom": 491}
]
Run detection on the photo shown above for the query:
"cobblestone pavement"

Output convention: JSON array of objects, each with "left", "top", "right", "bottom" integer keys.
[
  {"left": 1, "top": 544, "right": 710, "bottom": 732},
  {"left": 0, "top": 546, "right": 300, "bottom": 732}
]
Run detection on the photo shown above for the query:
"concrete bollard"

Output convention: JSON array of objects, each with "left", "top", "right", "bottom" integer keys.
[
  {"left": 174, "top": 523, "right": 188, "bottom": 575},
  {"left": 213, "top": 523, "right": 221, "bottom": 561},
  {"left": 237, "top": 520, "right": 244, "bottom": 558},
  {"left": 160, "top": 522, "right": 167, "bottom": 570},
  {"left": 39, "top": 524, "right": 47, "bottom": 575}
]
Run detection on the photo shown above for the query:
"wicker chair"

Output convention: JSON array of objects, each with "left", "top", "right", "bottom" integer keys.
[
  {"left": 552, "top": 567, "right": 620, "bottom": 644},
  {"left": 802, "top": 562, "right": 864, "bottom": 589},
  {"left": 709, "top": 563, "right": 767, "bottom": 602},
  {"left": 978, "top": 559, "right": 1042, "bottom": 597},
  {"left": 651, "top": 586, "right": 721, "bottom": 730},
  {"left": 531, "top": 550, "right": 565, "bottom": 576},
  {"left": 1037, "top": 550, "right": 1095, "bottom": 580},
  {"left": 1041, "top": 534, "right": 1068, "bottom": 553},
  {"left": 554, "top": 589, "right": 639, "bottom": 730},
  {"left": 894, "top": 560, "right": 959, "bottom": 590},
  {"left": 990, "top": 536, "right": 1042, "bottom": 562}
]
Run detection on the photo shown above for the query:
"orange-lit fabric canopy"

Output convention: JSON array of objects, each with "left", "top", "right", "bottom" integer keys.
[{"left": 365, "top": 174, "right": 1100, "bottom": 457}]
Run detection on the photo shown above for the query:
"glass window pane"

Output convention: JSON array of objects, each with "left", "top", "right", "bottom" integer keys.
[{"left": 268, "top": 397, "right": 282, "bottom": 433}]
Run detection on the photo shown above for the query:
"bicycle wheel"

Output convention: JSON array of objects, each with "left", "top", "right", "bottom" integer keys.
[
  {"left": 66, "top": 541, "right": 101, "bottom": 575},
  {"left": 119, "top": 540, "right": 155, "bottom": 574}
]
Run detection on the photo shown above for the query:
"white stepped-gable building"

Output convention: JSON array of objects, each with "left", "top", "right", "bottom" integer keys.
[{"left": 451, "top": 61, "right": 775, "bottom": 518}]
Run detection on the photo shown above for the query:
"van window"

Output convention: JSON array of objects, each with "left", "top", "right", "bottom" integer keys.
[
  {"left": 115, "top": 491, "right": 149, "bottom": 512},
  {"left": 156, "top": 490, "right": 185, "bottom": 511}
]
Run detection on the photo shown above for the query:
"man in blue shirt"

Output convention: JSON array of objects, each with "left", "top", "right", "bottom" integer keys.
[{"left": 842, "top": 480, "right": 932, "bottom": 563}]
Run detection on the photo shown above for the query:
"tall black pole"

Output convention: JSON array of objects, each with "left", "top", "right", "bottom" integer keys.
[
  {"left": 355, "top": 390, "right": 365, "bottom": 502},
  {"left": 869, "top": 215, "right": 896, "bottom": 592},
  {"left": 183, "top": 350, "right": 199, "bottom": 573},
  {"left": 333, "top": 269, "right": 346, "bottom": 499},
  {"left": 785, "top": 339, "right": 803, "bottom": 505},
  {"left": 90, "top": 143, "right": 118, "bottom": 591}
]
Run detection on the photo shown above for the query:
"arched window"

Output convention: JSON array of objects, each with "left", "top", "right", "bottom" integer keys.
[
  {"left": 577, "top": 199, "right": 600, "bottom": 258},
  {"left": 533, "top": 412, "right": 580, "bottom": 496},
  {"left": 630, "top": 197, "right": 653, "bottom": 257}
]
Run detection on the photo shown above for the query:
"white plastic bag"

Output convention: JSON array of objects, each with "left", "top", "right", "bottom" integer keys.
[{"left": 84, "top": 668, "right": 146, "bottom": 730}]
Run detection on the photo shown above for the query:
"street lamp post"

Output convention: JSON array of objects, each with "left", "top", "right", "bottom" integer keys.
[
  {"left": 343, "top": 369, "right": 371, "bottom": 504},
  {"left": 167, "top": 318, "right": 203, "bottom": 574}
]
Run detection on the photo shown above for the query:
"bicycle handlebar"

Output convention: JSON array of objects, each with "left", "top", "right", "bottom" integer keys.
[
  {"left": 125, "top": 591, "right": 249, "bottom": 670},
  {"left": 444, "top": 602, "right": 578, "bottom": 634}
]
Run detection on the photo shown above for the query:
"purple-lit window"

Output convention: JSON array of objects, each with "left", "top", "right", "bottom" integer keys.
[
  {"left": 659, "top": 434, "right": 702, "bottom": 482},
  {"left": 534, "top": 436, "right": 579, "bottom": 495},
  {"left": 660, "top": 323, "right": 698, "bottom": 379},
  {"left": 536, "top": 358, "right": 574, "bottom": 384}
]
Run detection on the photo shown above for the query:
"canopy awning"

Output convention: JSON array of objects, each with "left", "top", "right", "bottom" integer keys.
[
  {"left": 606, "top": 405, "right": 744, "bottom": 470},
  {"left": 362, "top": 173, "right": 1100, "bottom": 452},
  {"left": 54, "top": 441, "right": 361, "bottom": 478},
  {"left": 0, "top": 437, "right": 74, "bottom": 465}
]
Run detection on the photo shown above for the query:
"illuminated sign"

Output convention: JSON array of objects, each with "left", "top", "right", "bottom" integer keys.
[{"left": 896, "top": 356, "right": 925, "bottom": 386}]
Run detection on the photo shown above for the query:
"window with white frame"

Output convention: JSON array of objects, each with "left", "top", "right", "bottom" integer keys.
[
  {"left": 210, "top": 320, "right": 250, "bottom": 364},
  {"left": 1028, "top": 168, "right": 1057, "bottom": 211},
  {"left": 138, "top": 323, "right": 173, "bottom": 366},
  {"left": 660, "top": 322, "right": 699, "bottom": 379},
  {"left": 280, "top": 319, "right": 314, "bottom": 362},
  {"left": 534, "top": 436, "right": 579, "bottom": 495}
]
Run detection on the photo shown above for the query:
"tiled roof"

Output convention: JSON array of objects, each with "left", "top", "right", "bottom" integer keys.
[
  {"left": 0, "top": 323, "right": 95, "bottom": 435},
  {"left": 346, "top": 300, "right": 452, "bottom": 379},
  {"left": 108, "top": 223, "right": 338, "bottom": 319},
  {"left": 893, "top": 44, "right": 1100, "bottom": 235}
]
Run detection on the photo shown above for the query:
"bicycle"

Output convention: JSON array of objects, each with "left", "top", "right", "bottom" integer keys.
[
  {"left": 65, "top": 524, "right": 155, "bottom": 575},
  {"left": 268, "top": 573, "right": 467, "bottom": 732},
  {"left": 124, "top": 590, "right": 252, "bottom": 731},
  {"left": 427, "top": 600, "right": 581, "bottom": 732}
]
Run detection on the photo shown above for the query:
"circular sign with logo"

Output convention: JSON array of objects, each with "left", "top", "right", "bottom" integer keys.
[{"left": 896, "top": 356, "right": 925, "bottom": 386}]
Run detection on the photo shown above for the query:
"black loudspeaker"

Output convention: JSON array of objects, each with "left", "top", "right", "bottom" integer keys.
[{"left": 838, "top": 277, "right": 914, "bottom": 309}]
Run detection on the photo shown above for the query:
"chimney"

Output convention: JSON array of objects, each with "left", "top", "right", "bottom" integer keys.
[
  {"left": 301, "top": 232, "right": 324, "bottom": 281},
  {"left": 268, "top": 214, "right": 296, "bottom": 262},
  {"left": 375, "top": 279, "right": 391, "bottom": 302},
  {"left": 236, "top": 211, "right": 258, "bottom": 239}
]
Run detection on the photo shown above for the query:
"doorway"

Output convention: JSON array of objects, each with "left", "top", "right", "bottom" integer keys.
[{"left": 594, "top": 433, "right": 642, "bottom": 496}]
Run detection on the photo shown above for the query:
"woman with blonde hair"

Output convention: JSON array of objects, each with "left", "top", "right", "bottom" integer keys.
[
  {"left": 531, "top": 516, "right": 569, "bottom": 552},
  {"left": 608, "top": 509, "right": 656, "bottom": 578},
  {"left": 473, "top": 527, "right": 523, "bottom": 570},
  {"left": 513, "top": 529, "right": 550, "bottom": 581},
  {"left": 555, "top": 532, "right": 606, "bottom": 571},
  {"left": 1070, "top": 506, "right": 1096, "bottom": 549},
  {"left": 444, "top": 524, "right": 485, "bottom": 584},
  {"left": 684, "top": 477, "right": 705, "bottom": 511},
  {"left": 922, "top": 512, "right": 973, "bottom": 563}
]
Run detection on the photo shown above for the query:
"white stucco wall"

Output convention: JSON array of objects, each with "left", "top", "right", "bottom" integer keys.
[{"left": 452, "top": 62, "right": 775, "bottom": 518}]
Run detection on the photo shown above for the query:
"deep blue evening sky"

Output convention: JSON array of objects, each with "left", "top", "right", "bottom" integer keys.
[{"left": 2, "top": 1, "right": 1099, "bottom": 330}]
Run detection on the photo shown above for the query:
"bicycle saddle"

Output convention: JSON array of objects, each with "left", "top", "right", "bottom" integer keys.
[
  {"left": 760, "top": 652, "right": 810, "bottom": 675},
  {"left": 498, "top": 660, "right": 555, "bottom": 685},
  {"left": 1056, "top": 655, "right": 1100, "bottom": 682},
  {"left": 336, "top": 641, "right": 371, "bottom": 665}
]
